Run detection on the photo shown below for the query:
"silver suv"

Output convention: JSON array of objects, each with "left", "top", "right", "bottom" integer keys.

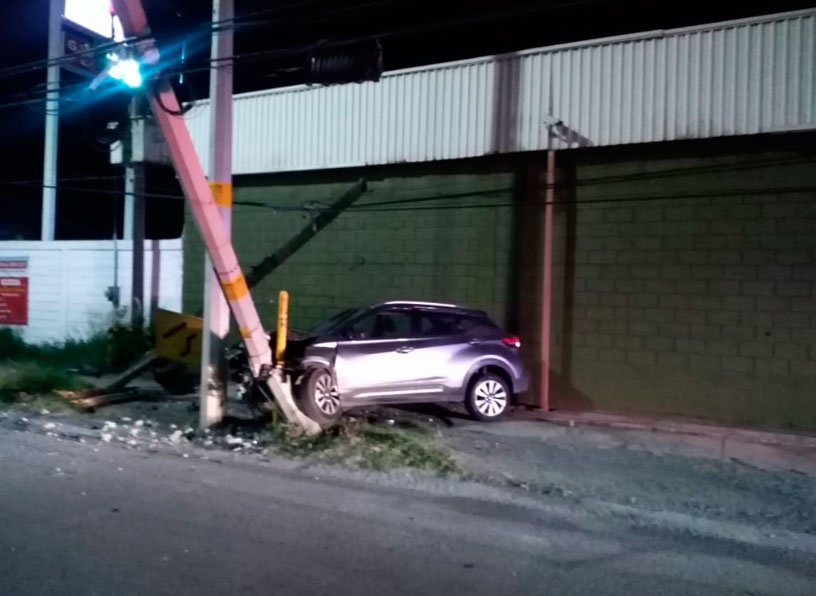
[{"left": 284, "top": 301, "right": 529, "bottom": 426}]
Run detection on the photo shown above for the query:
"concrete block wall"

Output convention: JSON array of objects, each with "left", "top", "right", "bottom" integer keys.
[
  {"left": 184, "top": 169, "right": 515, "bottom": 334},
  {"left": 552, "top": 144, "right": 816, "bottom": 430},
  {"left": 182, "top": 136, "right": 816, "bottom": 431}
]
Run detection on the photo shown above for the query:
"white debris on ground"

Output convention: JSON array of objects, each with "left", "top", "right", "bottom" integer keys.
[{"left": 8, "top": 401, "right": 274, "bottom": 459}]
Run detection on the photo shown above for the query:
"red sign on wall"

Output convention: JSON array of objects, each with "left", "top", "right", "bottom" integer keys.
[{"left": 0, "top": 257, "right": 29, "bottom": 326}]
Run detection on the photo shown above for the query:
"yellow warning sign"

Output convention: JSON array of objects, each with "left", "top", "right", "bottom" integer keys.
[{"left": 153, "top": 309, "right": 203, "bottom": 367}]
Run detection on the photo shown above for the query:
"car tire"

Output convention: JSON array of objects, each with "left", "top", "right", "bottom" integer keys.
[
  {"left": 465, "top": 373, "right": 510, "bottom": 422},
  {"left": 295, "top": 366, "right": 343, "bottom": 429}
]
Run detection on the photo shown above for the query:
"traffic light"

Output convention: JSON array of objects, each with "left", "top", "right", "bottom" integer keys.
[
  {"left": 106, "top": 53, "right": 143, "bottom": 88},
  {"left": 89, "top": 50, "right": 144, "bottom": 90},
  {"left": 307, "top": 40, "right": 383, "bottom": 86}
]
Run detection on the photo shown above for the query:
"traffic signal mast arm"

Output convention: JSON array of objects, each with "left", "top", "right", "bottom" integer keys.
[{"left": 110, "top": 0, "right": 320, "bottom": 435}]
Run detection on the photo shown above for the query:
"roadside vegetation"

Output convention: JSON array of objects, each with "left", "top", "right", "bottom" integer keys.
[
  {"left": 0, "top": 326, "right": 150, "bottom": 406},
  {"left": 1, "top": 327, "right": 459, "bottom": 475},
  {"left": 271, "top": 418, "right": 460, "bottom": 475}
]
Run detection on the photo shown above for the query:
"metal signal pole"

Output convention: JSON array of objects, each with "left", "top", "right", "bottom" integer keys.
[{"left": 41, "top": 0, "right": 63, "bottom": 241}]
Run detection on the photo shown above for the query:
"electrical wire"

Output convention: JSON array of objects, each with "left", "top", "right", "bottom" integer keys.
[
  {"left": 3, "top": 152, "right": 813, "bottom": 196},
  {"left": 0, "top": 0, "right": 405, "bottom": 83},
  {"left": 0, "top": 0, "right": 617, "bottom": 112},
  {"left": 1, "top": 179, "right": 813, "bottom": 214}
]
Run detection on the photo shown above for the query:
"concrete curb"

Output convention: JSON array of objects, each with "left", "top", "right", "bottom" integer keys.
[{"left": 533, "top": 411, "right": 816, "bottom": 474}]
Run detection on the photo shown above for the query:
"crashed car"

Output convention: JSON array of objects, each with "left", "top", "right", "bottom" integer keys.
[
  {"left": 229, "top": 300, "right": 529, "bottom": 426},
  {"left": 154, "top": 301, "right": 528, "bottom": 426}
]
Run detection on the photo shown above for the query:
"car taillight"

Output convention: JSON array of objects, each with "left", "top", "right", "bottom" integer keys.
[{"left": 501, "top": 335, "right": 521, "bottom": 348}]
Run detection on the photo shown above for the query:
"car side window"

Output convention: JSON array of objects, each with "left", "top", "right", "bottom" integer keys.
[
  {"left": 416, "top": 312, "right": 462, "bottom": 337},
  {"left": 416, "top": 311, "right": 498, "bottom": 338},
  {"left": 458, "top": 314, "right": 498, "bottom": 336},
  {"left": 343, "top": 309, "right": 412, "bottom": 340}
]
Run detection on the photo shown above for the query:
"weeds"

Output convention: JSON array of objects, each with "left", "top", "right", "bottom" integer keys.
[
  {"left": 271, "top": 419, "right": 459, "bottom": 475},
  {"left": 0, "top": 326, "right": 151, "bottom": 374},
  {"left": 0, "top": 328, "right": 108, "bottom": 371},
  {"left": 0, "top": 362, "right": 87, "bottom": 404}
]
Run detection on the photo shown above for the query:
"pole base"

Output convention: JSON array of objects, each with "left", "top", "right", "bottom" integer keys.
[{"left": 263, "top": 370, "right": 321, "bottom": 436}]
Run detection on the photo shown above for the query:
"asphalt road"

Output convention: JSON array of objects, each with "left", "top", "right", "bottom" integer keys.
[{"left": 1, "top": 426, "right": 814, "bottom": 596}]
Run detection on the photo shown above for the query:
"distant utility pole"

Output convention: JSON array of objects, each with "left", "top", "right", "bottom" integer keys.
[
  {"left": 123, "top": 97, "right": 146, "bottom": 330},
  {"left": 41, "top": 0, "right": 64, "bottom": 241},
  {"left": 200, "top": 0, "right": 234, "bottom": 427}
]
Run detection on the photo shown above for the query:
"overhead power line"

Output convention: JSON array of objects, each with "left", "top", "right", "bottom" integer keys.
[
  {"left": 0, "top": 0, "right": 612, "bottom": 99},
  {"left": 1, "top": 178, "right": 813, "bottom": 215}
]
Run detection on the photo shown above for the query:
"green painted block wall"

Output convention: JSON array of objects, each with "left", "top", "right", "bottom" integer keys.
[
  {"left": 181, "top": 139, "right": 816, "bottom": 432},
  {"left": 554, "top": 147, "right": 816, "bottom": 430},
  {"left": 183, "top": 168, "right": 515, "bottom": 335}
]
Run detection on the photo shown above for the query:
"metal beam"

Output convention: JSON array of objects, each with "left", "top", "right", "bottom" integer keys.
[
  {"left": 41, "top": 0, "right": 63, "bottom": 241},
  {"left": 540, "top": 149, "right": 555, "bottom": 411}
]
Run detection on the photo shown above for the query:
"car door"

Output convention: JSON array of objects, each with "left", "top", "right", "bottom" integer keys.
[
  {"left": 333, "top": 307, "right": 422, "bottom": 400},
  {"left": 404, "top": 309, "right": 469, "bottom": 397}
]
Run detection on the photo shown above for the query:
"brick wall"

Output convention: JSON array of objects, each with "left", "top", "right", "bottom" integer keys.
[
  {"left": 550, "top": 143, "right": 816, "bottom": 430},
  {"left": 184, "top": 168, "right": 515, "bottom": 334}
]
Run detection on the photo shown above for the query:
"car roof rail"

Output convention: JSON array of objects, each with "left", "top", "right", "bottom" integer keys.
[{"left": 380, "top": 300, "right": 460, "bottom": 309}]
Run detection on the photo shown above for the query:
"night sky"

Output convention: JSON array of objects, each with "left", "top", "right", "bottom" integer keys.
[{"left": 0, "top": 0, "right": 810, "bottom": 240}]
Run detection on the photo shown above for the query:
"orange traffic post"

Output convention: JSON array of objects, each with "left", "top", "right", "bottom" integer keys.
[{"left": 276, "top": 290, "right": 289, "bottom": 365}]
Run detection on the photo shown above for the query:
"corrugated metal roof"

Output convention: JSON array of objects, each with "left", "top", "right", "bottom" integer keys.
[{"left": 185, "top": 9, "right": 816, "bottom": 174}]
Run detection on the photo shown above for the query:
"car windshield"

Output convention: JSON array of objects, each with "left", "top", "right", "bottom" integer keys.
[{"left": 308, "top": 307, "right": 362, "bottom": 337}]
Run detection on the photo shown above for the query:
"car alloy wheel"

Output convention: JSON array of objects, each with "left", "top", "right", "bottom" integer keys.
[
  {"left": 312, "top": 370, "right": 340, "bottom": 416},
  {"left": 473, "top": 378, "right": 508, "bottom": 418}
]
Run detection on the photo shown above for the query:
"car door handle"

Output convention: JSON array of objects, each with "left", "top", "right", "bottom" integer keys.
[
  {"left": 396, "top": 346, "right": 414, "bottom": 354},
  {"left": 468, "top": 338, "right": 482, "bottom": 345}
]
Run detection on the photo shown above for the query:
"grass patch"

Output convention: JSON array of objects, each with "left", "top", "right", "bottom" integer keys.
[
  {"left": 271, "top": 419, "right": 460, "bottom": 475},
  {"left": 0, "top": 362, "right": 88, "bottom": 406},
  {"left": 0, "top": 328, "right": 108, "bottom": 371},
  {"left": 0, "top": 326, "right": 151, "bottom": 373}
]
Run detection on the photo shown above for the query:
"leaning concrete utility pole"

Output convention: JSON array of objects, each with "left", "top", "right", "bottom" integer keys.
[
  {"left": 41, "top": 0, "right": 63, "bottom": 241},
  {"left": 199, "top": 0, "right": 234, "bottom": 428},
  {"left": 110, "top": 0, "right": 320, "bottom": 435}
]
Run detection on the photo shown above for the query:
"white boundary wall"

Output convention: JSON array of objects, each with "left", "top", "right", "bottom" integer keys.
[{"left": 0, "top": 239, "right": 183, "bottom": 344}]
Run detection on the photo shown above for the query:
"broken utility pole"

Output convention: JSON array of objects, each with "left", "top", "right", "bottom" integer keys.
[
  {"left": 110, "top": 0, "right": 320, "bottom": 435},
  {"left": 243, "top": 179, "right": 367, "bottom": 289}
]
